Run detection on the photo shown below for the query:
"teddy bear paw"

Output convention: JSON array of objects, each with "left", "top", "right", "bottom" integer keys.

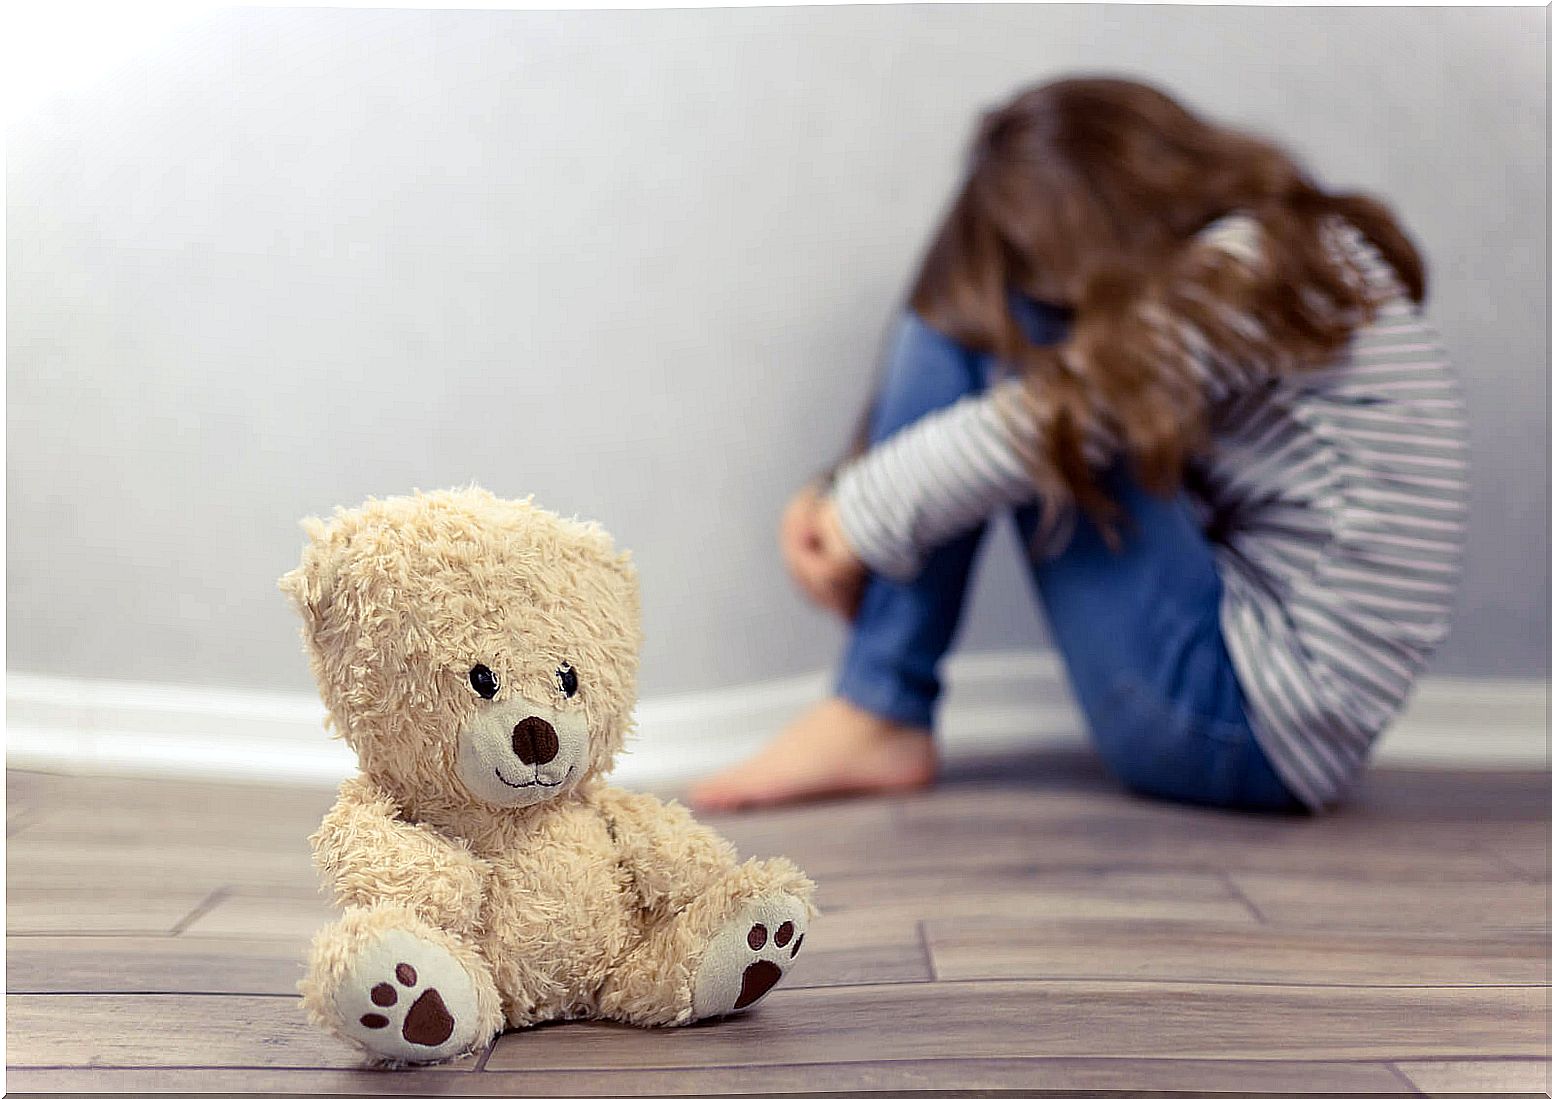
[
  {"left": 690, "top": 893, "right": 808, "bottom": 1020},
  {"left": 334, "top": 929, "right": 483, "bottom": 1064}
]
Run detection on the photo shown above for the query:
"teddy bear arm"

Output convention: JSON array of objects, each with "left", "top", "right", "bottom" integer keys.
[
  {"left": 312, "top": 778, "right": 490, "bottom": 933},
  {"left": 597, "top": 787, "right": 740, "bottom": 911}
]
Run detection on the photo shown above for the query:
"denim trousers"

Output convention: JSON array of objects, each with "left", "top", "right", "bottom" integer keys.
[{"left": 835, "top": 306, "right": 1302, "bottom": 812}]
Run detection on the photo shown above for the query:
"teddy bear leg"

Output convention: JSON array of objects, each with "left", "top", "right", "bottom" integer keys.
[
  {"left": 597, "top": 857, "right": 814, "bottom": 1027},
  {"left": 299, "top": 904, "right": 504, "bottom": 1066}
]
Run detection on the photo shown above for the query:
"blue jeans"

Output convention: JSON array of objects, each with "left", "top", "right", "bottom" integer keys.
[{"left": 835, "top": 308, "right": 1302, "bottom": 813}]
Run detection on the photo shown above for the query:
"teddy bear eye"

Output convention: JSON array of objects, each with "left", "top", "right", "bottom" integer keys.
[
  {"left": 468, "top": 664, "right": 499, "bottom": 700},
  {"left": 554, "top": 661, "right": 579, "bottom": 699}
]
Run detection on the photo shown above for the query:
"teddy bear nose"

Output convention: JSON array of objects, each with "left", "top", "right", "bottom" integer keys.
[{"left": 511, "top": 716, "right": 560, "bottom": 765}]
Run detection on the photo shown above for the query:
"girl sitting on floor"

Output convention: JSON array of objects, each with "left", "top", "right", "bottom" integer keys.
[{"left": 692, "top": 77, "right": 1466, "bottom": 814}]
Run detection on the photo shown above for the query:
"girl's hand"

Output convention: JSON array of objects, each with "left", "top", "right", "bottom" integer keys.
[{"left": 780, "top": 483, "right": 867, "bottom": 620}]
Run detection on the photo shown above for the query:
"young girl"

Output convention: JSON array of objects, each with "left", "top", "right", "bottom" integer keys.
[{"left": 691, "top": 77, "right": 1467, "bottom": 814}]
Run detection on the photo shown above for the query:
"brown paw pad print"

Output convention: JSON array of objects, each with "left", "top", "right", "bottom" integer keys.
[
  {"left": 734, "top": 920, "right": 803, "bottom": 1009},
  {"left": 357, "top": 962, "right": 455, "bottom": 1047}
]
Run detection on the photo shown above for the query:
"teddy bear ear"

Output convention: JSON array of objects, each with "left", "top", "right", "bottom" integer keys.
[
  {"left": 577, "top": 523, "right": 638, "bottom": 591},
  {"left": 610, "top": 546, "right": 639, "bottom": 586},
  {"left": 277, "top": 515, "right": 347, "bottom": 628}
]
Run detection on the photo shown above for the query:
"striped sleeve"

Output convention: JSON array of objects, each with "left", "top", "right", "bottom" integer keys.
[
  {"left": 830, "top": 213, "right": 1289, "bottom": 581},
  {"left": 831, "top": 379, "right": 1043, "bottom": 580}
]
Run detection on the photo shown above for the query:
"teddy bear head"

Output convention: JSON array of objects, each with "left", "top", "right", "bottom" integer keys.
[{"left": 279, "top": 487, "right": 641, "bottom": 812}]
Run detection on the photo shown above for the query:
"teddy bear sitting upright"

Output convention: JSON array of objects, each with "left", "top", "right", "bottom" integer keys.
[{"left": 280, "top": 487, "right": 815, "bottom": 1065}]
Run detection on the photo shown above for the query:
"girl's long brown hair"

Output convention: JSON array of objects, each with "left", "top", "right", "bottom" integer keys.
[{"left": 869, "top": 76, "right": 1426, "bottom": 533}]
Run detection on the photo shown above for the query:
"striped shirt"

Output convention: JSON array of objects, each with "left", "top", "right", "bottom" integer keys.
[{"left": 831, "top": 215, "right": 1467, "bottom": 809}]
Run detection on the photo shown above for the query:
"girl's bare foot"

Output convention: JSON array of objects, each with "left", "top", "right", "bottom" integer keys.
[{"left": 688, "top": 698, "right": 937, "bottom": 812}]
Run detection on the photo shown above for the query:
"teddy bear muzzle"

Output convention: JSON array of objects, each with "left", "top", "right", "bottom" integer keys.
[{"left": 454, "top": 700, "right": 590, "bottom": 808}]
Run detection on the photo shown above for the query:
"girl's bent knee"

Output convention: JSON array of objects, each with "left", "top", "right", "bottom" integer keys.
[{"left": 1087, "top": 679, "right": 1303, "bottom": 813}]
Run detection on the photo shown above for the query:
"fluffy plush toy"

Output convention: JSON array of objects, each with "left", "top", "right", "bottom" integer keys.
[{"left": 279, "top": 487, "right": 815, "bottom": 1065}]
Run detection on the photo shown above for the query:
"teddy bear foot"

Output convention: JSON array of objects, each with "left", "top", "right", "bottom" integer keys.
[
  {"left": 320, "top": 925, "right": 490, "bottom": 1065},
  {"left": 690, "top": 892, "right": 809, "bottom": 1020}
]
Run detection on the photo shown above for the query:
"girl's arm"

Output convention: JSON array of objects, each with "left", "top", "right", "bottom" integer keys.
[
  {"left": 831, "top": 213, "right": 1323, "bottom": 580},
  {"left": 830, "top": 376, "right": 1048, "bottom": 580}
]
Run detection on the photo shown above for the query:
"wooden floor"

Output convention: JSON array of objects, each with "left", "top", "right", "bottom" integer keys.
[{"left": 6, "top": 751, "right": 1548, "bottom": 1095}]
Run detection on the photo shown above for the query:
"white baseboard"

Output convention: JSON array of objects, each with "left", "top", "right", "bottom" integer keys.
[{"left": 5, "top": 651, "right": 1545, "bottom": 790}]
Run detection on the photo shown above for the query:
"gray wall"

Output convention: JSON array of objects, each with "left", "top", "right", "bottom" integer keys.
[{"left": 8, "top": 5, "right": 1546, "bottom": 696}]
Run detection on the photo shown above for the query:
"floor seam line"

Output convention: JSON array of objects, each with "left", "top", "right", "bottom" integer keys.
[
  {"left": 915, "top": 919, "right": 939, "bottom": 982},
  {"left": 1218, "top": 870, "right": 1270, "bottom": 923},
  {"left": 169, "top": 886, "right": 233, "bottom": 937},
  {"left": 1384, "top": 1061, "right": 1426, "bottom": 1095}
]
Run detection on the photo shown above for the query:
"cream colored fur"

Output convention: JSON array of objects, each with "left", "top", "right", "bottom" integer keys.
[{"left": 280, "top": 488, "right": 816, "bottom": 1066}]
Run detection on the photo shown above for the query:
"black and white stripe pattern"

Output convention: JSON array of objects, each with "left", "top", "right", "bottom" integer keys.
[{"left": 831, "top": 216, "right": 1467, "bottom": 809}]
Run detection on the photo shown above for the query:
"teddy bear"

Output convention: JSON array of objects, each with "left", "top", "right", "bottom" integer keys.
[{"left": 279, "top": 487, "right": 815, "bottom": 1065}]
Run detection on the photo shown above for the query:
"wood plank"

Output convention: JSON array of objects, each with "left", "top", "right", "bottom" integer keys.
[
  {"left": 4, "top": 770, "right": 328, "bottom": 894},
  {"left": 1347, "top": 768, "right": 1551, "bottom": 822},
  {"left": 886, "top": 795, "right": 1521, "bottom": 882},
  {"left": 923, "top": 917, "right": 1548, "bottom": 986},
  {"left": 784, "top": 909, "right": 930, "bottom": 989},
  {"left": 2, "top": 1058, "right": 1409, "bottom": 1094},
  {"left": 6, "top": 767, "right": 65, "bottom": 810},
  {"left": 726, "top": 776, "right": 1527, "bottom": 887},
  {"left": 819, "top": 865, "right": 1259, "bottom": 924},
  {"left": 483, "top": 980, "right": 1545, "bottom": 1068},
  {"left": 6, "top": 886, "right": 216, "bottom": 934},
  {"left": 1482, "top": 830, "right": 1549, "bottom": 880},
  {"left": 705, "top": 796, "right": 921, "bottom": 881},
  {"left": 2, "top": 1066, "right": 490, "bottom": 1094},
  {"left": 7, "top": 806, "right": 39, "bottom": 837},
  {"left": 7, "top": 935, "right": 307, "bottom": 995},
  {"left": 179, "top": 888, "right": 334, "bottom": 940},
  {"left": 482, "top": 1056, "right": 1411, "bottom": 1094},
  {"left": 4, "top": 992, "right": 473, "bottom": 1070},
  {"left": 1394, "top": 1058, "right": 1550, "bottom": 1095},
  {"left": 6, "top": 836, "right": 317, "bottom": 892},
  {"left": 15, "top": 796, "right": 327, "bottom": 847},
  {"left": 927, "top": 754, "right": 1552, "bottom": 827},
  {"left": 4, "top": 769, "right": 337, "bottom": 826},
  {"left": 1229, "top": 872, "right": 1549, "bottom": 933}
]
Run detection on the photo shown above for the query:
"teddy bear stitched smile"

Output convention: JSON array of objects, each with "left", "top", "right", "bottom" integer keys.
[{"left": 494, "top": 765, "right": 571, "bottom": 789}]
